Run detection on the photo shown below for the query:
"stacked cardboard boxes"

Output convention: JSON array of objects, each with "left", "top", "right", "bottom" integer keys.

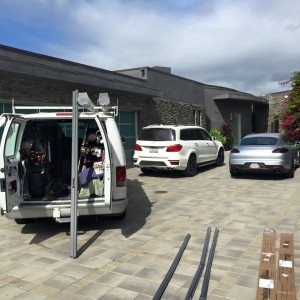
[
  {"left": 256, "top": 229, "right": 277, "bottom": 300},
  {"left": 276, "top": 233, "right": 296, "bottom": 300},
  {"left": 256, "top": 230, "right": 296, "bottom": 300}
]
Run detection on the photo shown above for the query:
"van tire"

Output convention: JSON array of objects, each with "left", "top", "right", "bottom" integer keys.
[
  {"left": 14, "top": 218, "right": 35, "bottom": 225},
  {"left": 183, "top": 155, "right": 197, "bottom": 177}
]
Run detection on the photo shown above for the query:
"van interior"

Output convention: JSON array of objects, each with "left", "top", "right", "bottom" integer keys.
[{"left": 19, "top": 119, "right": 105, "bottom": 201}]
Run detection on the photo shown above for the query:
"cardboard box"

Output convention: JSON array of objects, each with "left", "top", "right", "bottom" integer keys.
[
  {"left": 256, "top": 229, "right": 276, "bottom": 300},
  {"left": 276, "top": 233, "right": 296, "bottom": 300}
]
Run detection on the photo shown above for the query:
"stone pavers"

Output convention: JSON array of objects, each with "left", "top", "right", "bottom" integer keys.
[{"left": 0, "top": 152, "right": 299, "bottom": 299}]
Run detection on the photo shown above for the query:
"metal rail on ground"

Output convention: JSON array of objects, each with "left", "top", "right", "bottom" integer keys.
[
  {"left": 153, "top": 233, "right": 191, "bottom": 300},
  {"left": 199, "top": 227, "right": 219, "bottom": 300},
  {"left": 185, "top": 227, "right": 212, "bottom": 300}
]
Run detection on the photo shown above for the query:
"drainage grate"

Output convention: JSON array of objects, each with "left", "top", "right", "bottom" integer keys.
[{"left": 155, "top": 191, "right": 168, "bottom": 194}]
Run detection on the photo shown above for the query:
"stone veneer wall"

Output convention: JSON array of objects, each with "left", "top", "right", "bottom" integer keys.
[
  {"left": 137, "top": 97, "right": 206, "bottom": 129},
  {"left": 264, "top": 91, "right": 290, "bottom": 132}
]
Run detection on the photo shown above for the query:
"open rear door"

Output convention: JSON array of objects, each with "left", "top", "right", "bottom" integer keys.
[
  {"left": 95, "top": 117, "right": 112, "bottom": 210},
  {"left": 0, "top": 117, "right": 27, "bottom": 214}
]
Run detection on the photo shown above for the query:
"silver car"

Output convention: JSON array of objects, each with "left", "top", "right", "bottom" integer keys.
[{"left": 229, "top": 133, "right": 300, "bottom": 178}]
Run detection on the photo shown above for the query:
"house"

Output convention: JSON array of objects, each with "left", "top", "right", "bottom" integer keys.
[{"left": 0, "top": 45, "right": 269, "bottom": 164}]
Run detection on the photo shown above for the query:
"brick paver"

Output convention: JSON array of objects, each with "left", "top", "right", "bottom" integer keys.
[{"left": 0, "top": 152, "right": 299, "bottom": 299}]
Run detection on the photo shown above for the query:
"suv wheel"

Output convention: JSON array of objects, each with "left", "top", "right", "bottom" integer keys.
[
  {"left": 183, "top": 155, "right": 197, "bottom": 177},
  {"left": 141, "top": 168, "right": 153, "bottom": 175},
  {"left": 216, "top": 149, "right": 225, "bottom": 167}
]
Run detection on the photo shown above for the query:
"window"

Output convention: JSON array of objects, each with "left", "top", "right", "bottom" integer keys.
[
  {"left": 139, "top": 128, "right": 175, "bottom": 141},
  {"left": 241, "top": 137, "right": 278, "bottom": 146},
  {"left": 200, "top": 129, "right": 212, "bottom": 141},
  {"left": 5, "top": 122, "right": 21, "bottom": 157}
]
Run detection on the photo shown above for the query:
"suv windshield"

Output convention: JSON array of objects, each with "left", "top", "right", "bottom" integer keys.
[{"left": 138, "top": 128, "right": 176, "bottom": 141}]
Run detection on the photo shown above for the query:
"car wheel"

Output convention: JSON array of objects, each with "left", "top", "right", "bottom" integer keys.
[
  {"left": 183, "top": 155, "right": 197, "bottom": 177},
  {"left": 286, "top": 159, "right": 295, "bottom": 178},
  {"left": 216, "top": 149, "right": 225, "bottom": 167},
  {"left": 141, "top": 168, "right": 153, "bottom": 175}
]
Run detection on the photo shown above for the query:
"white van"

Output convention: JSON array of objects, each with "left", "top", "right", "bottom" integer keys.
[{"left": 0, "top": 103, "right": 127, "bottom": 224}]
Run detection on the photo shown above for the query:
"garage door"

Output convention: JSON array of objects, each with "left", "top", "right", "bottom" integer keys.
[{"left": 115, "top": 111, "right": 136, "bottom": 166}]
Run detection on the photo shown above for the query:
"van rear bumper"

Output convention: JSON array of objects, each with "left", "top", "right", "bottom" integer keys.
[{"left": 7, "top": 198, "right": 128, "bottom": 220}]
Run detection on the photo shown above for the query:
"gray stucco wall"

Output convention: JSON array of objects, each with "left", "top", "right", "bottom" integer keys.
[
  {"left": 119, "top": 68, "right": 206, "bottom": 106},
  {"left": 205, "top": 86, "right": 253, "bottom": 136}
]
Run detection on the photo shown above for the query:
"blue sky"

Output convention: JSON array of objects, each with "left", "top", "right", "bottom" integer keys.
[{"left": 1, "top": 0, "right": 300, "bottom": 95}]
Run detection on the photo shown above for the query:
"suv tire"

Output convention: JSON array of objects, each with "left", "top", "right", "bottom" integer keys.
[
  {"left": 216, "top": 149, "right": 225, "bottom": 167},
  {"left": 183, "top": 155, "right": 197, "bottom": 177},
  {"left": 141, "top": 168, "right": 153, "bottom": 175}
]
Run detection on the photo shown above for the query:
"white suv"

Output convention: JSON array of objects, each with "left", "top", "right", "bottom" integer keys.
[{"left": 133, "top": 125, "right": 225, "bottom": 176}]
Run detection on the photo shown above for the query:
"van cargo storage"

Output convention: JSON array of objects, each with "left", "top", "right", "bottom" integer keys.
[{"left": 0, "top": 103, "right": 127, "bottom": 223}]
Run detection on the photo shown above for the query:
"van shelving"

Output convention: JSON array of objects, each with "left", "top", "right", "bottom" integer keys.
[{"left": 0, "top": 101, "right": 127, "bottom": 223}]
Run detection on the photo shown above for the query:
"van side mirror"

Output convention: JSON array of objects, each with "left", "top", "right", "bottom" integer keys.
[{"left": 121, "top": 136, "right": 126, "bottom": 143}]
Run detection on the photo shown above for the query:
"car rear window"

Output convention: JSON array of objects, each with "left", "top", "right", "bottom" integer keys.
[
  {"left": 240, "top": 137, "right": 278, "bottom": 146},
  {"left": 138, "top": 128, "right": 176, "bottom": 141}
]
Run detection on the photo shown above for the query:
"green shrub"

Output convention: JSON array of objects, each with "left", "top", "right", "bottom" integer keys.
[{"left": 209, "top": 129, "right": 227, "bottom": 145}]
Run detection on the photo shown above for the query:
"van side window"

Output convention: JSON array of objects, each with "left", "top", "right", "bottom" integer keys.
[{"left": 5, "top": 122, "right": 21, "bottom": 157}]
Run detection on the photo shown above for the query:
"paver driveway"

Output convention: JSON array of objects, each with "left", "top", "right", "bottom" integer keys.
[{"left": 0, "top": 152, "right": 299, "bottom": 299}]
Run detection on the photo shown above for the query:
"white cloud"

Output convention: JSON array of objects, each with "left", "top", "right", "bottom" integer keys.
[{"left": 1, "top": 0, "right": 300, "bottom": 95}]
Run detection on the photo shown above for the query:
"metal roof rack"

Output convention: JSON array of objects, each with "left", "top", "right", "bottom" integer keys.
[{"left": 12, "top": 105, "right": 118, "bottom": 117}]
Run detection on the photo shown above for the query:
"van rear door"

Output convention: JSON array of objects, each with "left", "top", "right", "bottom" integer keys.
[
  {"left": 95, "top": 117, "right": 112, "bottom": 210},
  {"left": 0, "top": 117, "right": 27, "bottom": 214}
]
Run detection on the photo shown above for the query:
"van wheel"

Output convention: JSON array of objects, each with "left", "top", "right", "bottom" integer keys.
[
  {"left": 216, "top": 149, "right": 225, "bottom": 166},
  {"left": 183, "top": 155, "right": 197, "bottom": 177},
  {"left": 14, "top": 218, "right": 35, "bottom": 225}
]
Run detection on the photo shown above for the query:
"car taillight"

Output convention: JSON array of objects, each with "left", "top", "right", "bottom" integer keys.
[
  {"left": 134, "top": 144, "right": 142, "bottom": 151},
  {"left": 272, "top": 147, "right": 289, "bottom": 153},
  {"left": 116, "top": 166, "right": 126, "bottom": 187},
  {"left": 230, "top": 148, "right": 240, "bottom": 153},
  {"left": 166, "top": 144, "right": 183, "bottom": 152}
]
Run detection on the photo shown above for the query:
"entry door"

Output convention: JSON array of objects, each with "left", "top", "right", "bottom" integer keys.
[
  {"left": 233, "top": 113, "right": 241, "bottom": 144},
  {"left": 0, "top": 117, "right": 27, "bottom": 214}
]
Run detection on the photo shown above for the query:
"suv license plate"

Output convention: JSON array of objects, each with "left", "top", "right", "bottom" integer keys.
[
  {"left": 149, "top": 148, "right": 158, "bottom": 153},
  {"left": 250, "top": 163, "right": 260, "bottom": 169}
]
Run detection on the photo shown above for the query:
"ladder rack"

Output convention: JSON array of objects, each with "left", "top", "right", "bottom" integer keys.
[{"left": 12, "top": 105, "right": 118, "bottom": 117}]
